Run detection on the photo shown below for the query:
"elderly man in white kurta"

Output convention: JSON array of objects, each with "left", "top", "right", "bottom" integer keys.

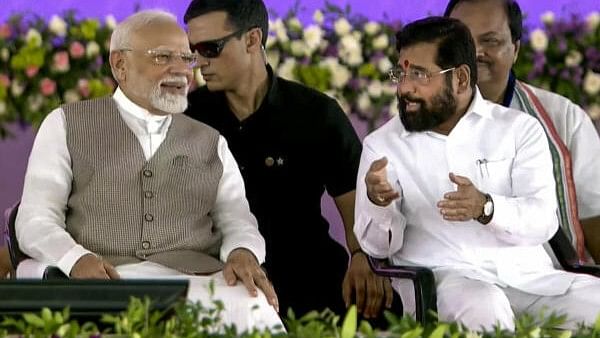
[
  {"left": 354, "top": 17, "right": 600, "bottom": 331},
  {"left": 15, "top": 10, "right": 282, "bottom": 333}
]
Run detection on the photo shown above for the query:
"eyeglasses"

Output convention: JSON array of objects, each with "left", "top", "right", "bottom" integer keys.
[
  {"left": 120, "top": 49, "right": 198, "bottom": 68},
  {"left": 388, "top": 67, "right": 455, "bottom": 85},
  {"left": 189, "top": 28, "right": 252, "bottom": 58}
]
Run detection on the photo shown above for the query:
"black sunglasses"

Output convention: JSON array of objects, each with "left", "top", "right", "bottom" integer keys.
[{"left": 189, "top": 29, "right": 245, "bottom": 58}]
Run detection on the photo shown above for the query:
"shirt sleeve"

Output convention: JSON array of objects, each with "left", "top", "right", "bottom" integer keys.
[
  {"left": 15, "top": 108, "right": 93, "bottom": 276},
  {"left": 486, "top": 116, "right": 559, "bottom": 246},
  {"left": 567, "top": 104, "right": 600, "bottom": 219},
  {"left": 353, "top": 139, "right": 406, "bottom": 259},
  {"left": 212, "top": 136, "right": 266, "bottom": 264}
]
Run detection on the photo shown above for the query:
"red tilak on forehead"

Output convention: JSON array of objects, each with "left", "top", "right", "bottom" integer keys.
[{"left": 403, "top": 59, "right": 410, "bottom": 68}]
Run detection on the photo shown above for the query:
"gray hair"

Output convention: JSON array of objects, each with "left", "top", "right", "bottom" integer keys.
[{"left": 109, "top": 10, "right": 178, "bottom": 52}]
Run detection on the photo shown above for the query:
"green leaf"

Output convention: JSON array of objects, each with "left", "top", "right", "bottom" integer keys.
[
  {"left": 340, "top": 305, "right": 357, "bottom": 338},
  {"left": 22, "top": 313, "right": 45, "bottom": 328}
]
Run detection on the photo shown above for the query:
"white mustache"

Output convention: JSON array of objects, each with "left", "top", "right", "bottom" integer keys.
[{"left": 159, "top": 76, "right": 189, "bottom": 87}]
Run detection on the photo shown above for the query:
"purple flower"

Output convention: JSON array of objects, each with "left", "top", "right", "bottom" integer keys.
[{"left": 51, "top": 36, "right": 65, "bottom": 48}]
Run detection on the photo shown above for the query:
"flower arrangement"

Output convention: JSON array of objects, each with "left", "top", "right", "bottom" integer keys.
[
  {"left": 0, "top": 12, "right": 116, "bottom": 137},
  {"left": 1, "top": 6, "right": 599, "bottom": 138},
  {"left": 261, "top": 3, "right": 402, "bottom": 131},
  {"left": 514, "top": 11, "right": 600, "bottom": 120}
]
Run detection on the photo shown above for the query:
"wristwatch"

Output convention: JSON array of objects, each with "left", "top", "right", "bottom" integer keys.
[{"left": 476, "top": 193, "right": 494, "bottom": 224}]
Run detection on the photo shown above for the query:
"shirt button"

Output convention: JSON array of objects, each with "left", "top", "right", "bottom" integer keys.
[
  {"left": 144, "top": 191, "right": 154, "bottom": 199},
  {"left": 144, "top": 213, "right": 154, "bottom": 222},
  {"left": 142, "top": 241, "right": 150, "bottom": 249},
  {"left": 143, "top": 169, "right": 153, "bottom": 177},
  {"left": 240, "top": 166, "right": 245, "bottom": 171},
  {"left": 238, "top": 126, "right": 243, "bottom": 131}
]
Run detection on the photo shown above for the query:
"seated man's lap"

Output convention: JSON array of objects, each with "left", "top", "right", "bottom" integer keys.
[{"left": 116, "top": 261, "right": 283, "bottom": 333}]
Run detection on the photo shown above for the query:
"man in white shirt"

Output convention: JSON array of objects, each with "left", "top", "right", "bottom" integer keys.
[
  {"left": 354, "top": 16, "right": 600, "bottom": 331},
  {"left": 445, "top": 0, "right": 600, "bottom": 263},
  {"left": 15, "top": 9, "right": 282, "bottom": 333}
]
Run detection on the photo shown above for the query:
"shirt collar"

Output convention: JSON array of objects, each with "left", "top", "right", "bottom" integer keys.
[{"left": 112, "top": 87, "right": 170, "bottom": 124}]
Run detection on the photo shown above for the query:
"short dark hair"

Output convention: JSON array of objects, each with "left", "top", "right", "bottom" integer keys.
[
  {"left": 443, "top": 0, "right": 522, "bottom": 42},
  {"left": 395, "top": 16, "right": 478, "bottom": 89},
  {"left": 184, "top": 0, "right": 269, "bottom": 47}
]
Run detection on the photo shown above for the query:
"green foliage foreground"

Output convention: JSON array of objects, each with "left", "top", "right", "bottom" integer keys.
[{"left": 0, "top": 297, "right": 599, "bottom": 338}]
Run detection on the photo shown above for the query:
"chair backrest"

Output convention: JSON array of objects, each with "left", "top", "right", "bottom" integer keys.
[{"left": 5, "top": 202, "right": 29, "bottom": 270}]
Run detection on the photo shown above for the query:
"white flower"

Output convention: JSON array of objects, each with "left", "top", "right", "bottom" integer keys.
[
  {"left": 313, "top": 10, "right": 324, "bottom": 25},
  {"left": 586, "top": 11, "right": 600, "bottom": 31},
  {"left": 587, "top": 103, "right": 600, "bottom": 120},
  {"left": 194, "top": 68, "right": 205, "bottom": 87},
  {"left": 287, "top": 17, "right": 302, "bottom": 31},
  {"left": 64, "top": 89, "right": 81, "bottom": 103},
  {"left": 266, "top": 34, "right": 277, "bottom": 49},
  {"left": 25, "top": 28, "right": 42, "bottom": 47},
  {"left": 0, "top": 48, "right": 9, "bottom": 62},
  {"left": 352, "top": 31, "right": 363, "bottom": 41},
  {"left": 389, "top": 97, "right": 399, "bottom": 116},
  {"left": 367, "top": 80, "right": 383, "bottom": 98},
  {"left": 372, "top": 34, "right": 389, "bottom": 50},
  {"left": 49, "top": 15, "right": 67, "bottom": 37},
  {"left": 105, "top": 15, "right": 117, "bottom": 30},
  {"left": 378, "top": 57, "right": 393, "bottom": 74},
  {"left": 383, "top": 82, "right": 397, "bottom": 96},
  {"left": 267, "top": 50, "right": 280, "bottom": 70},
  {"left": 357, "top": 92, "right": 371, "bottom": 112},
  {"left": 529, "top": 29, "right": 548, "bottom": 52},
  {"left": 290, "top": 40, "right": 308, "bottom": 57},
  {"left": 0, "top": 101, "right": 6, "bottom": 116},
  {"left": 540, "top": 11, "right": 555, "bottom": 24},
  {"left": 272, "top": 19, "right": 289, "bottom": 43},
  {"left": 564, "top": 50, "right": 582, "bottom": 67},
  {"left": 364, "top": 21, "right": 380, "bottom": 35},
  {"left": 28, "top": 94, "right": 44, "bottom": 111},
  {"left": 277, "top": 58, "right": 297, "bottom": 81},
  {"left": 11, "top": 79, "right": 25, "bottom": 96},
  {"left": 303, "top": 25, "right": 323, "bottom": 52},
  {"left": 86, "top": 41, "right": 101, "bottom": 58},
  {"left": 334, "top": 18, "right": 352, "bottom": 36},
  {"left": 335, "top": 95, "right": 351, "bottom": 114},
  {"left": 321, "top": 58, "right": 351, "bottom": 88},
  {"left": 338, "top": 35, "right": 363, "bottom": 66},
  {"left": 583, "top": 71, "right": 600, "bottom": 95}
]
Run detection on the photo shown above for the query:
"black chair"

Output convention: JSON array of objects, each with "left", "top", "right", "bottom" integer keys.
[
  {"left": 367, "top": 226, "right": 600, "bottom": 324},
  {"left": 5, "top": 202, "right": 67, "bottom": 279}
]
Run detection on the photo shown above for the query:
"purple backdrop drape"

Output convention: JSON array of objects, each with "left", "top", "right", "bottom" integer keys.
[{"left": 1, "top": 0, "right": 599, "bottom": 244}]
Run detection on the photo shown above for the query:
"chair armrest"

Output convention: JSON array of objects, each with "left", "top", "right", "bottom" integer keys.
[
  {"left": 367, "top": 255, "right": 437, "bottom": 324},
  {"left": 564, "top": 264, "right": 600, "bottom": 278}
]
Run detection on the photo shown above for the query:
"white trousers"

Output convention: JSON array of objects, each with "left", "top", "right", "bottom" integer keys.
[
  {"left": 116, "top": 261, "right": 284, "bottom": 333},
  {"left": 395, "top": 270, "right": 600, "bottom": 331}
]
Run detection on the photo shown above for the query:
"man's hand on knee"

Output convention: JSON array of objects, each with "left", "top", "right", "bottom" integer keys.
[
  {"left": 70, "top": 253, "right": 120, "bottom": 279},
  {"left": 224, "top": 248, "right": 279, "bottom": 312}
]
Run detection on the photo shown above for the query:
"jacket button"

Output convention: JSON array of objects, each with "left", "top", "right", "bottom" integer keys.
[
  {"left": 142, "top": 241, "right": 150, "bottom": 249},
  {"left": 144, "top": 191, "right": 154, "bottom": 199},
  {"left": 143, "top": 169, "right": 153, "bottom": 177},
  {"left": 144, "top": 213, "right": 154, "bottom": 222}
]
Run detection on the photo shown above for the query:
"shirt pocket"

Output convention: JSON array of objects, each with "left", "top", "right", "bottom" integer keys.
[{"left": 475, "top": 156, "right": 514, "bottom": 195}]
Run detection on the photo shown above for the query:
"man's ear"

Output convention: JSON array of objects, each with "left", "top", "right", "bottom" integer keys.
[
  {"left": 246, "top": 27, "right": 263, "bottom": 53},
  {"left": 109, "top": 51, "right": 127, "bottom": 82},
  {"left": 456, "top": 64, "right": 471, "bottom": 93},
  {"left": 512, "top": 39, "right": 521, "bottom": 64}
]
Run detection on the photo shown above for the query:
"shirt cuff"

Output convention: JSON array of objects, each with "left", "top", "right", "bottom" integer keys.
[
  {"left": 221, "top": 243, "right": 265, "bottom": 265},
  {"left": 56, "top": 244, "right": 93, "bottom": 276}
]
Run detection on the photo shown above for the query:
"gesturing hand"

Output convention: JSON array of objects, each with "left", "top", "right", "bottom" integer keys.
[
  {"left": 70, "top": 253, "right": 120, "bottom": 279},
  {"left": 223, "top": 248, "right": 279, "bottom": 312},
  {"left": 437, "top": 172, "right": 487, "bottom": 221},
  {"left": 365, "top": 157, "right": 400, "bottom": 206}
]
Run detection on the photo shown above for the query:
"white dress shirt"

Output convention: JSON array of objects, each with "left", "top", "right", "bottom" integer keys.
[
  {"left": 510, "top": 83, "right": 600, "bottom": 220},
  {"left": 16, "top": 88, "right": 265, "bottom": 276},
  {"left": 355, "top": 88, "right": 577, "bottom": 297}
]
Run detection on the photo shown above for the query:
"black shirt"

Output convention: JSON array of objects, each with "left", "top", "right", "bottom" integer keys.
[{"left": 186, "top": 66, "right": 362, "bottom": 315}]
